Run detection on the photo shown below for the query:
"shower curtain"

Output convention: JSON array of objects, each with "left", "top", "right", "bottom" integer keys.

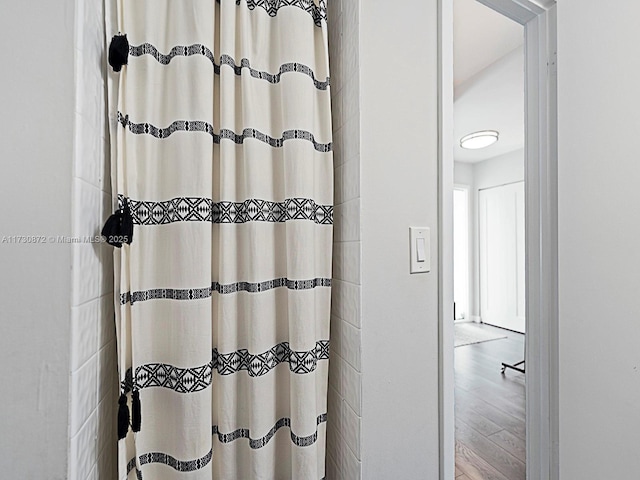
[{"left": 107, "top": 1, "right": 332, "bottom": 479}]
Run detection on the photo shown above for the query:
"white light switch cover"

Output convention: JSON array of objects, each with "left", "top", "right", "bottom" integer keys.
[{"left": 410, "top": 227, "right": 430, "bottom": 274}]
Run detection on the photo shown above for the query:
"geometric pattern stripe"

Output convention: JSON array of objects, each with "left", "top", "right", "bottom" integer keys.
[
  {"left": 127, "top": 458, "right": 143, "bottom": 480},
  {"left": 127, "top": 414, "right": 327, "bottom": 478},
  {"left": 127, "top": 448, "right": 213, "bottom": 478},
  {"left": 117, "top": 111, "right": 333, "bottom": 153},
  {"left": 130, "top": 44, "right": 330, "bottom": 90},
  {"left": 122, "top": 340, "right": 330, "bottom": 393},
  {"left": 219, "top": 0, "right": 327, "bottom": 27},
  {"left": 213, "top": 413, "right": 328, "bottom": 448},
  {"left": 118, "top": 194, "right": 334, "bottom": 226},
  {"left": 120, "top": 277, "right": 332, "bottom": 305}
]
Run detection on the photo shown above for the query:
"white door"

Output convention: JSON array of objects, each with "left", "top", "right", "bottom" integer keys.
[{"left": 479, "top": 181, "right": 525, "bottom": 333}]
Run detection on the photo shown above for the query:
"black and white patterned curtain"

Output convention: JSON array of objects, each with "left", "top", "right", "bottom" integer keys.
[{"left": 107, "top": 1, "right": 332, "bottom": 478}]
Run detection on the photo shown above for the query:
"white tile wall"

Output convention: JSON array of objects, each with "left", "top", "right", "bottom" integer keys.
[
  {"left": 327, "top": 0, "right": 362, "bottom": 478},
  {"left": 341, "top": 361, "right": 361, "bottom": 417},
  {"left": 69, "top": 410, "right": 98, "bottom": 479},
  {"left": 69, "top": 0, "right": 118, "bottom": 478},
  {"left": 342, "top": 117, "right": 360, "bottom": 164}
]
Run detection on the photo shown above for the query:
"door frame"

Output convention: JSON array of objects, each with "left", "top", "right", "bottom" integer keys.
[{"left": 437, "top": 1, "right": 558, "bottom": 479}]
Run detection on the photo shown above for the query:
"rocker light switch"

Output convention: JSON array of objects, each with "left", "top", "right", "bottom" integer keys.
[
  {"left": 416, "top": 237, "right": 426, "bottom": 262},
  {"left": 410, "top": 227, "right": 430, "bottom": 274}
]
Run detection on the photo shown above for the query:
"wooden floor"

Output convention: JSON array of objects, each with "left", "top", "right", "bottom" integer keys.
[{"left": 454, "top": 324, "right": 526, "bottom": 480}]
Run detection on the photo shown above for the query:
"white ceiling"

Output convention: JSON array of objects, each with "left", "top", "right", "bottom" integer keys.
[{"left": 453, "top": 0, "right": 525, "bottom": 163}]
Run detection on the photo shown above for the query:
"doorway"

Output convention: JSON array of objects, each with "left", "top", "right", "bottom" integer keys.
[
  {"left": 452, "top": 4, "right": 527, "bottom": 475},
  {"left": 438, "top": 1, "right": 558, "bottom": 479}
]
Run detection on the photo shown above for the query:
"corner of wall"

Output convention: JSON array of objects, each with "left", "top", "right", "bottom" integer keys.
[
  {"left": 68, "top": 0, "right": 118, "bottom": 478},
  {"left": 326, "top": 0, "right": 362, "bottom": 478}
]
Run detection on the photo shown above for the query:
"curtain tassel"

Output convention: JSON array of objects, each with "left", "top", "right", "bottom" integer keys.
[
  {"left": 101, "top": 198, "right": 134, "bottom": 248},
  {"left": 117, "top": 393, "right": 130, "bottom": 440},
  {"left": 131, "top": 389, "right": 142, "bottom": 432},
  {"left": 108, "top": 34, "right": 129, "bottom": 72},
  {"left": 121, "top": 199, "right": 134, "bottom": 244}
]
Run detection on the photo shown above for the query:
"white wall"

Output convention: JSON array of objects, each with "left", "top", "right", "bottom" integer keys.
[
  {"left": 557, "top": 3, "right": 640, "bottom": 478},
  {"left": 474, "top": 148, "right": 524, "bottom": 191},
  {"left": 359, "top": 2, "right": 440, "bottom": 479},
  {"left": 0, "top": 3, "right": 75, "bottom": 478},
  {"left": 454, "top": 161, "right": 474, "bottom": 186}
]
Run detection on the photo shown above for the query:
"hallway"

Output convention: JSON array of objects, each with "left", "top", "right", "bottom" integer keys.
[{"left": 454, "top": 324, "right": 525, "bottom": 480}]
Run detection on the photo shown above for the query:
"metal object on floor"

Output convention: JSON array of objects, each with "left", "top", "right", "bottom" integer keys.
[{"left": 501, "top": 359, "right": 525, "bottom": 374}]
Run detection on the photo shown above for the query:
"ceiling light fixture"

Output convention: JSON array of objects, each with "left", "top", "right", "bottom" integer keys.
[{"left": 460, "top": 130, "right": 499, "bottom": 150}]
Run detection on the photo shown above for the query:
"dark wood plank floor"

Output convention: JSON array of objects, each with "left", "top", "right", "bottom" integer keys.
[{"left": 455, "top": 324, "right": 526, "bottom": 480}]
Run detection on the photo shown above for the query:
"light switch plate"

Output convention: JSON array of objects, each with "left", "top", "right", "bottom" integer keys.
[{"left": 410, "top": 227, "right": 430, "bottom": 274}]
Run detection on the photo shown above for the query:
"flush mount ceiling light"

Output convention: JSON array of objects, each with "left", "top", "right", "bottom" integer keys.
[{"left": 460, "top": 130, "right": 499, "bottom": 150}]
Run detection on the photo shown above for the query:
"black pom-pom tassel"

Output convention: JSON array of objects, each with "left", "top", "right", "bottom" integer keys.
[
  {"left": 131, "top": 389, "right": 141, "bottom": 432},
  {"left": 120, "top": 199, "right": 134, "bottom": 244},
  {"left": 101, "top": 198, "right": 134, "bottom": 248},
  {"left": 117, "top": 393, "right": 130, "bottom": 440},
  {"left": 109, "top": 34, "right": 129, "bottom": 72},
  {"left": 101, "top": 212, "right": 123, "bottom": 247}
]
